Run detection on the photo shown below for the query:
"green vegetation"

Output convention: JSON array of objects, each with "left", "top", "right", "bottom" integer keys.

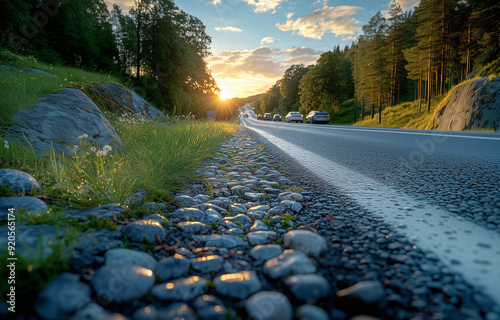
[
  {"left": 0, "top": 0, "right": 242, "bottom": 120},
  {"left": 253, "top": 0, "right": 499, "bottom": 127},
  {"left": 0, "top": 50, "right": 120, "bottom": 124}
]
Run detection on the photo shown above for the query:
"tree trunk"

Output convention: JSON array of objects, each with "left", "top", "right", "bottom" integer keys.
[
  {"left": 378, "top": 85, "right": 382, "bottom": 124},
  {"left": 136, "top": 12, "right": 141, "bottom": 77},
  {"left": 427, "top": 26, "right": 433, "bottom": 113},
  {"left": 466, "top": 15, "right": 472, "bottom": 76}
]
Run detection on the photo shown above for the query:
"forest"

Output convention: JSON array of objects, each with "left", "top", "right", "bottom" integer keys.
[
  {"left": 0, "top": 0, "right": 235, "bottom": 119},
  {"left": 253, "top": 0, "right": 500, "bottom": 124}
]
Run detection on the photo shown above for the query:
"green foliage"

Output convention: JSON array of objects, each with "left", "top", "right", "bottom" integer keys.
[
  {"left": 0, "top": 50, "right": 120, "bottom": 125},
  {"left": 298, "top": 51, "right": 346, "bottom": 115},
  {"left": 139, "top": 238, "right": 156, "bottom": 254}
]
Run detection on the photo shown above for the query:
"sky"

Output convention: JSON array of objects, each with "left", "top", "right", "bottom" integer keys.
[{"left": 107, "top": 0, "right": 420, "bottom": 98}]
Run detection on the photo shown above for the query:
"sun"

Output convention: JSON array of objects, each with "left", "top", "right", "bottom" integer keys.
[{"left": 218, "top": 91, "right": 233, "bottom": 100}]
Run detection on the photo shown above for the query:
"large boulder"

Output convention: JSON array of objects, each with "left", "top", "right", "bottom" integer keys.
[
  {"left": 8, "top": 88, "right": 123, "bottom": 156},
  {"left": 89, "top": 83, "right": 165, "bottom": 120},
  {"left": 427, "top": 77, "right": 500, "bottom": 131}
]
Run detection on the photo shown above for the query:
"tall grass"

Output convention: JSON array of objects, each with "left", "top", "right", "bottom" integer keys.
[
  {"left": 0, "top": 50, "right": 120, "bottom": 124},
  {"left": 110, "top": 114, "right": 239, "bottom": 197},
  {"left": 353, "top": 95, "right": 445, "bottom": 129}
]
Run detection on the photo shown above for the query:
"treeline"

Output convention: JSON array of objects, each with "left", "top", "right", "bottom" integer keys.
[
  {"left": 0, "top": 0, "right": 226, "bottom": 118},
  {"left": 254, "top": 0, "right": 499, "bottom": 123}
]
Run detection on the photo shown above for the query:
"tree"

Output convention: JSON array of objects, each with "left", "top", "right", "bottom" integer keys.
[
  {"left": 298, "top": 51, "right": 343, "bottom": 115},
  {"left": 279, "top": 64, "right": 309, "bottom": 113}
]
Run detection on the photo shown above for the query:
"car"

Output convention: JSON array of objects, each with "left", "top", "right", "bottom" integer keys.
[
  {"left": 263, "top": 113, "right": 273, "bottom": 121},
  {"left": 272, "top": 114, "right": 282, "bottom": 121},
  {"left": 305, "top": 111, "right": 330, "bottom": 124},
  {"left": 285, "top": 111, "right": 303, "bottom": 123},
  {"left": 257, "top": 114, "right": 263, "bottom": 120}
]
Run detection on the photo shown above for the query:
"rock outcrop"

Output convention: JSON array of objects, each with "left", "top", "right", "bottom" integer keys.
[
  {"left": 8, "top": 88, "right": 123, "bottom": 156},
  {"left": 88, "top": 83, "right": 165, "bottom": 120},
  {"left": 6, "top": 82, "right": 166, "bottom": 156},
  {"left": 427, "top": 77, "right": 500, "bottom": 131}
]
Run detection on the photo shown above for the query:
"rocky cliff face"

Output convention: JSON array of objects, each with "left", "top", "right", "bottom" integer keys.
[{"left": 427, "top": 77, "right": 500, "bottom": 131}]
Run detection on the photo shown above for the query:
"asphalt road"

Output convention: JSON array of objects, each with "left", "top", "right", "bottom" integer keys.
[{"left": 241, "top": 116, "right": 500, "bottom": 306}]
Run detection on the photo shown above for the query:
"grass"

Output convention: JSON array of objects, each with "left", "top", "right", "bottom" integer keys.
[
  {"left": 0, "top": 51, "right": 241, "bottom": 313},
  {"left": 0, "top": 49, "right": 120, "bottom": 124},
  {"left": 353, "top": 95, "right": 445, "bottom": 129}
]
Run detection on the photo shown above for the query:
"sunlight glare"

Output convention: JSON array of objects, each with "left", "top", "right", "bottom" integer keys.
[{"left": 219, "top": 91, "right": 233, "bottom": 100}]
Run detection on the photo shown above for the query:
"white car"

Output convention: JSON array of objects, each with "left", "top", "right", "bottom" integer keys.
[{"left": 285, "top": 112, "right": 303, "bottom": 123}]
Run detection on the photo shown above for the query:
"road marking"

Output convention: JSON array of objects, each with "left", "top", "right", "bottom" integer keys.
[
  {"left": 245, "top": 118, "right": 500, "bottom": 141},
  {"left": 245, "top": 123, "right": 500, "bottom": 306}
]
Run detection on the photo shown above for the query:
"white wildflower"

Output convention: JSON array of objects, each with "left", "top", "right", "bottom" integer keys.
[
  {"left": 90, "top": 147, "right": 97, "bottom": 152},
  {"left": 103, "top": 145, "right": 112, "bottom": 152},
  {"left": 82, "top": 134, "right": 88, "bottom": 139}
]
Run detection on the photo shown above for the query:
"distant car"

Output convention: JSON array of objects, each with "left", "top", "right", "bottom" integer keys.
[
  {"left": 272, "top": 114, "right": 282, "bottom": 121},
  {"left": 257, "top": 114, "right": 263, "bottom": 120},
  {"left": 285, "top": 111, "right": 303, "bottom": 123},
  {"left": 305, "top": 111, "right": 330, "bottom": 124},
  {"left": 263, "top": 113, "right": 273, "bottom": 121}
]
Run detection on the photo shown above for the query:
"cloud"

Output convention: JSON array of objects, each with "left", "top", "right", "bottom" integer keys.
[
  {"left": 215, "top": 26, "right": 243, "bottom": 32},
  {"left": 276, "top": 5, "right": 362, "bottom": 39},
  {"left": 242, "top": 0, "right": 286, "bottom": 13},
  {"left": 282, "top": 46, "right": 323, "bottom": 66},
  {"left": 261, "top": 37, "right": 279, "bottom": 44},
  {"left": 211, "top": 0, "right": 221, "bottom": 4},
  {"left": 286, "top": 12, "right": 294, "bottom": 19},
  {"left": 207, "top": 45, "right": 327, "bottom": 97},
  {"left": 397, "top": 0, "right": 420, "bottom": 12}
]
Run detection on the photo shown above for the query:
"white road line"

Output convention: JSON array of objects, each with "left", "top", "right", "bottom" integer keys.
[
  {"left": 246, "top": 123, "right": 500, "bottom": 306},
  {"left": 245, "top": 118, "right": 500, "bottom": 141}
]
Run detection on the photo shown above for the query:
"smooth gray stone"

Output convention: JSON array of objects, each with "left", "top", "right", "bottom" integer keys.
[
  {"left": 161, "top": 303, "right": 196, "bottom": 320},
  {"left": 223, "top": 214, "right": 252, "bottom": 224},
  {"left": 247, "top": 205, "right": 271, "bottom": 214},
  {"left": 247, "top": 231, "right": 278, "bottom": 245},
  {"left": 278, "top": 192, "right": 303, "bottom": 201},
  {"left": 140, "top": 202, "right": 166, "bottom": 212},
  {"left": 175, "top": 195, "right": 199, "bottom": 206},
  {"left": 0, "top": 64, "right": 55, "bottom": 77},
  {"left": 192, "top": 234, "right": 247, "bottom": 248},
  {"left": 284, "top": 274, "right": 330, "bottom": 303},
  {"left": 244, "top": 192, "right": 266, "bottom": 201},
  {"left": 245, "top": 291, "right": 293, "bottom": 320},
  {"left": 279, "top": 200, "right": 302, "bottom": 213},
  {"left": 263, "top": 249, "right": 316, "bottom": 279},
  {"left": 193, "top": 295, "right": 229, "bottom": 320},
  {"left": 0, "top": 224, "right": 60, "bottom": 261},
  {"left": 0, "top": 196, "right": 48, "bottom": 219},
  {"left": 191, "top": 255, "right": 224, "bottom": 273},
  {"left": 250, "top": 220, "right": 269, "bottom": 232},
  {"left": 296, "top": 305, "right": 330, "bottom": 320},
  {"left": 170, "top": 207, "right": 206, "bottom": 222},
  {"left": 91, "top": 264, "right": 155, "bottom": 303},
  {"left": 121, "top": 219, "right": 166, "bottom": 243},
  {"left": 230, "top": 204, "right": 247, "bottom": 213},
  {"left": 104, "top": 248, "right": 157, "bottom": 270},
  {"left": 155, "top": 254, "right": 191, "bottom": 281},
  {"left": 250, "top": 245, "right": 283, "bottom": 261},
  {"left": 63, "top": 204, "right": 125, "bottom": 220},
  {"left": 9, "top": 88, "right": 122, "bottom": 156},
  {"left": 0, "top": 169, "right": 41, "bottom": 194},
  {"left": 214, "top": 271, "right": 262, "bottom": 299},
  {"left": 337, "top": 281, "right": 386, "bottom": 305},
  {"left": 193, "top": 203, "right": 228, "bottom": 214},
  {"left": 91, "top": 83, "right": 165, "bottom": 120},
  {"left": 205, "top": 209, "right": 223, "bottom": 223},
  {"left": 71, "top": 303, "right": 108, "bottom": 320},
  {"left": 177, "top": 221, "right": 209, "bottom": 233},
  {"left": 34, "top": 272, "right": 91, "bottom": 320},
  {"left": 142, "top": 213, "right": 167, "bottom": 224},
  {"left": 151, "top": 276, "right": 208, "bottom": 301},
  {"left": 283, "top": 230, "right": 327, "bottom": 257}
]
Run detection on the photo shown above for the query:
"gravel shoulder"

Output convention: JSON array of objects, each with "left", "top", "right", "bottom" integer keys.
[{"left": 1, "top": 127, "right": 499, "bottom": 320}]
